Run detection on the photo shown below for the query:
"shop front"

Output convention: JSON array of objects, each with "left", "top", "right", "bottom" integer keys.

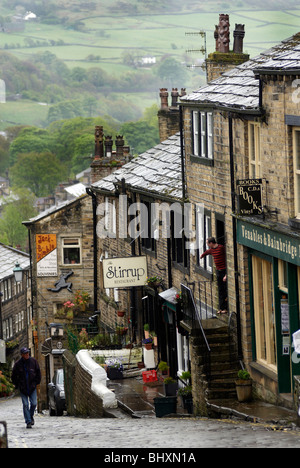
[{"left": 237, "top": 219, "right": 300, "bottom": 396}]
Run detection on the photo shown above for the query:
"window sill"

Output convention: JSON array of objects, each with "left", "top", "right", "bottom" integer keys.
[
  {"left": 190, "top": 154, "right": 214, "bottom": 166},
  {"left": 288, "top": 217, "right": 300, "bottom": 230},
  {"left": 194, "top": 265, "right": 213, "bottom": 280}
]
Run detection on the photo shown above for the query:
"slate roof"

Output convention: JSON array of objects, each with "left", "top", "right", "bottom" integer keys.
[
  {"left": 0, "top": 243, "right": 29, "bottom": 280},
  {"left": 180, "top": 33, "right": 300, "bottom": 112},
  {"left": 92, "top": 133, "right": 182, "bottom": 200}
]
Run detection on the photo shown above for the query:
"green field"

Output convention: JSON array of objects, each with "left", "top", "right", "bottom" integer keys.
[{"left": 0, "top": 2, "right": 300, "bottom": 129}]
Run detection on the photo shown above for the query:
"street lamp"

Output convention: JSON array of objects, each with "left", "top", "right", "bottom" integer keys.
[{"left": 13, "top": 262, "right": 23, "bottom": 283}]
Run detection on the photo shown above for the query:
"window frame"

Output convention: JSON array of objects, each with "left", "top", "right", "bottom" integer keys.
[
  {"left": 192, "top": 110, "right": 213, "bottom": 160},
  {"left": 292, "top": 127, "right": 300, "bottom": 218},
  {"left": 249, "top": 122, "right": 261, "bottom": 178},
  {"left": 196, "top": 206, "right": 213, "bottom": 274},
  {"left": 61, "top": 237, "right": 82, "bottom": 266}
]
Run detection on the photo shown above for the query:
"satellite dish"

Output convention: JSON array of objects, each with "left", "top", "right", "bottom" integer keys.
[{"left": 41, "top": 337, "right": 52, "bottom": 356}]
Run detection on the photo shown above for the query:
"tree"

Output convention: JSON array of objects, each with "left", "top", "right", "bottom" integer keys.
[
  {"left": 154, "top": 56, "right": 188, "bottom": 87},
  {"left": 10, "top": 151, "right": 67, "bottom": 197},
  {"left": 120, "top": 120, "right": 159, "bottom": 155},
  {"left": 0, "top": 188, "right": 37, "bottom": 250}
]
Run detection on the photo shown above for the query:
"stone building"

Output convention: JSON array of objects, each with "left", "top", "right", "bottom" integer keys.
[
  {"left": 180, "top": 17, "right": 300, "bottom": 411},
  {"left": 23, "top": 131, "right": 131, "bottom": 409},
  {"left": 0, "top": 244, "right": 31, "bottom": 366}
]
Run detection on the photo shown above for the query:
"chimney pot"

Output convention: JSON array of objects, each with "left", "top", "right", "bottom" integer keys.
[
  {"left": 217, "top": 14, "right": 230, "bottom": 53},
  {"left": 171, "top": 88, "right": 179, "bottom": 107},
  {"left": 233, "top": 24, "right": 245, "bottom": 54},
  {"left": 104, "top": 135, "right": 113, "bottom": 158},
  {"left": 116, "top": 135, "right": 125, "bottom": 158},
  {"left": 160, "top": 88, "right": 169, "bottom": 109},
  {"left": 94, "top": 126, "right": 104, "bottom": 160}
]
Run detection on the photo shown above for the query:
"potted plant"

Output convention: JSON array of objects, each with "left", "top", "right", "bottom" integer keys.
[
  {"left": 158, "top": 361, "right": 169, "bottom": 376},
  {"left": 178, "top": 385, "right": 193, "bottom": 414},
  {"left": 150, "top": 331, "right": 157, "bottom": 347},
  {"left": 163, "top": 377, "right": 178, "bottom": 396},
  {"left": 142, "top": 337, "right": 153, "bottom": 350},
  {"left": 154, "top": 395, "right": 177, "bottom": 418},
  {"left": 116, "top": 326, "right": 128, "bottom": 336},
  {"left": 145, "top": 276, "right": 162, "bottom": 289},
  {"left": 105, "top": 358, "right": 124, "bottom": 380},
  {"left": 144, "top": 323, "right": 150, "bottom": 339},
  {"left": 235, "top": 369, "right": 252, "bottom": 402}
]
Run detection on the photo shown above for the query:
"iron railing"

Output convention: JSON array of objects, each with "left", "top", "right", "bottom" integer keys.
[{"left": 181, "top": 283, "right": 211, "bottom": 379}]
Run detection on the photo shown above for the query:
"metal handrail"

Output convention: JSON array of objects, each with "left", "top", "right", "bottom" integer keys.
[{"left": 181, "top": 283, "right": 211, "bottom": 378}]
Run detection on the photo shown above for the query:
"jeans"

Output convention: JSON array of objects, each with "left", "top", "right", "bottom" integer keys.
[
  {"left": 217, "top": 269, "right": 227, "bottom": 311},
  {"left": 20, "top": 389, "right": 37, "bottom": 425}
]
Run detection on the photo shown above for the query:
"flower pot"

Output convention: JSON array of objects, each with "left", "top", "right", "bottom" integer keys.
[
  {"left": 117, "top": 310, "right": 125, "bottom": 317},
  {"left": 107, "top": 368, "right": 123, "bottom": 380},
  {"left": 144, "top": 331, "right": 150, "bottom": 339},
  {"left": 154, "top": 396, "right": 177, "bottom": 418},
  {"left": 235, "top": 379, "right": 252, "bottom": 402},
  {"left": 164, "top": 382, "right": 178, "bottom": 397}
]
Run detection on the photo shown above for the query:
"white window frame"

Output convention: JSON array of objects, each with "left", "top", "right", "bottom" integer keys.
[
  {"left": 62, "top": 237, "right": 82, "bottom": 265},
  {"left": 192, "top": 111, "right": 213, "bottom": 159},
  {"left": 293, "top": 127, "right": 300, "bottom": 218},
  {"left": 196, "top": 206, "right": 212, "bottom": 273},
  {"left": 249, "top": 122, "right": 261, "bottom": 178}
]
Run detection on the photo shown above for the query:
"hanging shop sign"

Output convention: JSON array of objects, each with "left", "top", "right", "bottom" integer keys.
[
  {"left": 237, "top": 220, "right": 300, "bottom": 266},
  {"left": 36, "top": 234, "right": 57, "bottom": 277},
  {"left": 237, "top": 179, "right": 262, "bottom": 216},
  {"left": 102, "top": 256, "right": 147, "bottom": 289}
]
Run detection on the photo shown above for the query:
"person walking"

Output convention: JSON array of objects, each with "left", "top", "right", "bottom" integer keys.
[
  {"left": 200, "top": 237, "right": 228, "bottom": 314},
  {"left": 12, "top": 347, "right": 41, "bottom": 429}
]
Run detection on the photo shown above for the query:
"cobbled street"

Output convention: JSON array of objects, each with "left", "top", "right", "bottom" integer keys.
[{"left": 1, "top": 396, "right": 300, "bottom": 450}]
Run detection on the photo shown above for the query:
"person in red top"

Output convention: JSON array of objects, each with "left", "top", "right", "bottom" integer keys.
[{"left": 200, "top": 237, "right": 227, "bottom": 314}]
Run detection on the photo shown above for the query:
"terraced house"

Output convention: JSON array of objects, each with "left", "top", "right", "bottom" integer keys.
[{"left": 180, "top": 19, "right": 300, "bottom": 411}]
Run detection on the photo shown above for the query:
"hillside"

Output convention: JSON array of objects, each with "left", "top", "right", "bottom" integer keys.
[{"left": 0, "top": 0, "right": 300, "bottom": 130}]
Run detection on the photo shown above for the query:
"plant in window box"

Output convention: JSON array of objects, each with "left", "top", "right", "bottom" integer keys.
[
  {"left": 63, "top": 301, "right": 75, "bottom": 320},
  {"left": 145, "top": 276, "right": 163, "bottom": 289},
  {"left": 142, "top": 337, "right": 153, "bottom": 350}
]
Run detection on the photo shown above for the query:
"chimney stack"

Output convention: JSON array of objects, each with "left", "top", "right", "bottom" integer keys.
[{"left": 206, "top": 14, "right": 249, "bottom": 82}]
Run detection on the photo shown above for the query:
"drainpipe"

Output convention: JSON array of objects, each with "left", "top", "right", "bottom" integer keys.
[
  {"left": 179, "top": 104, "right": 186, "bottom": 201},
  {"left": 228, "top": 114, "right": 243, "bottom": 360},
  {"left": 86, "top": 188, "right": 98, "bottom": 312}
]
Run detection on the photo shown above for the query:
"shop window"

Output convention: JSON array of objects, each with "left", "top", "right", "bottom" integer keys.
[
  {"left": 252, "top": 255, "right": 277, "bottom": 371},
  {"left": 62, "top": 238, "right": 81, "bottom": 265},
  {"left": 249, "top": 122, "right": 261, "bottom": 178},
  {"left": 278, "top": 260, "right": 288, "bottom": 294},
  {"left": 293, "top": 128, "right": 300, "bottom": 218}
]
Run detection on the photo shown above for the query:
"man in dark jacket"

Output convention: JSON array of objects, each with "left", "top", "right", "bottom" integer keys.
[{"left": 12, "top": 348, "right": 41, "bottom": 428}]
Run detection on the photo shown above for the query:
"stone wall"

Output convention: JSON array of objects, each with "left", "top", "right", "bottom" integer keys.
[{"left": 62, "top": 349, "right": 117, "bottom": 418}]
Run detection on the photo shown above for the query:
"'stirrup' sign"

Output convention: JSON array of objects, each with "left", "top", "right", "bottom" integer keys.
[
  {"left": 102, "top": 256, "right": 147, "bottom": 289},
  {"left": 237, "top": 179, "right": 262, "bottom": 216}
]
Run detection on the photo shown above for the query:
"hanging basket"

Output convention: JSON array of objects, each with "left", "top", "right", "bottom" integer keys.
[{"left": 117, "top": 310, "right": 126, "bottom": 317}]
